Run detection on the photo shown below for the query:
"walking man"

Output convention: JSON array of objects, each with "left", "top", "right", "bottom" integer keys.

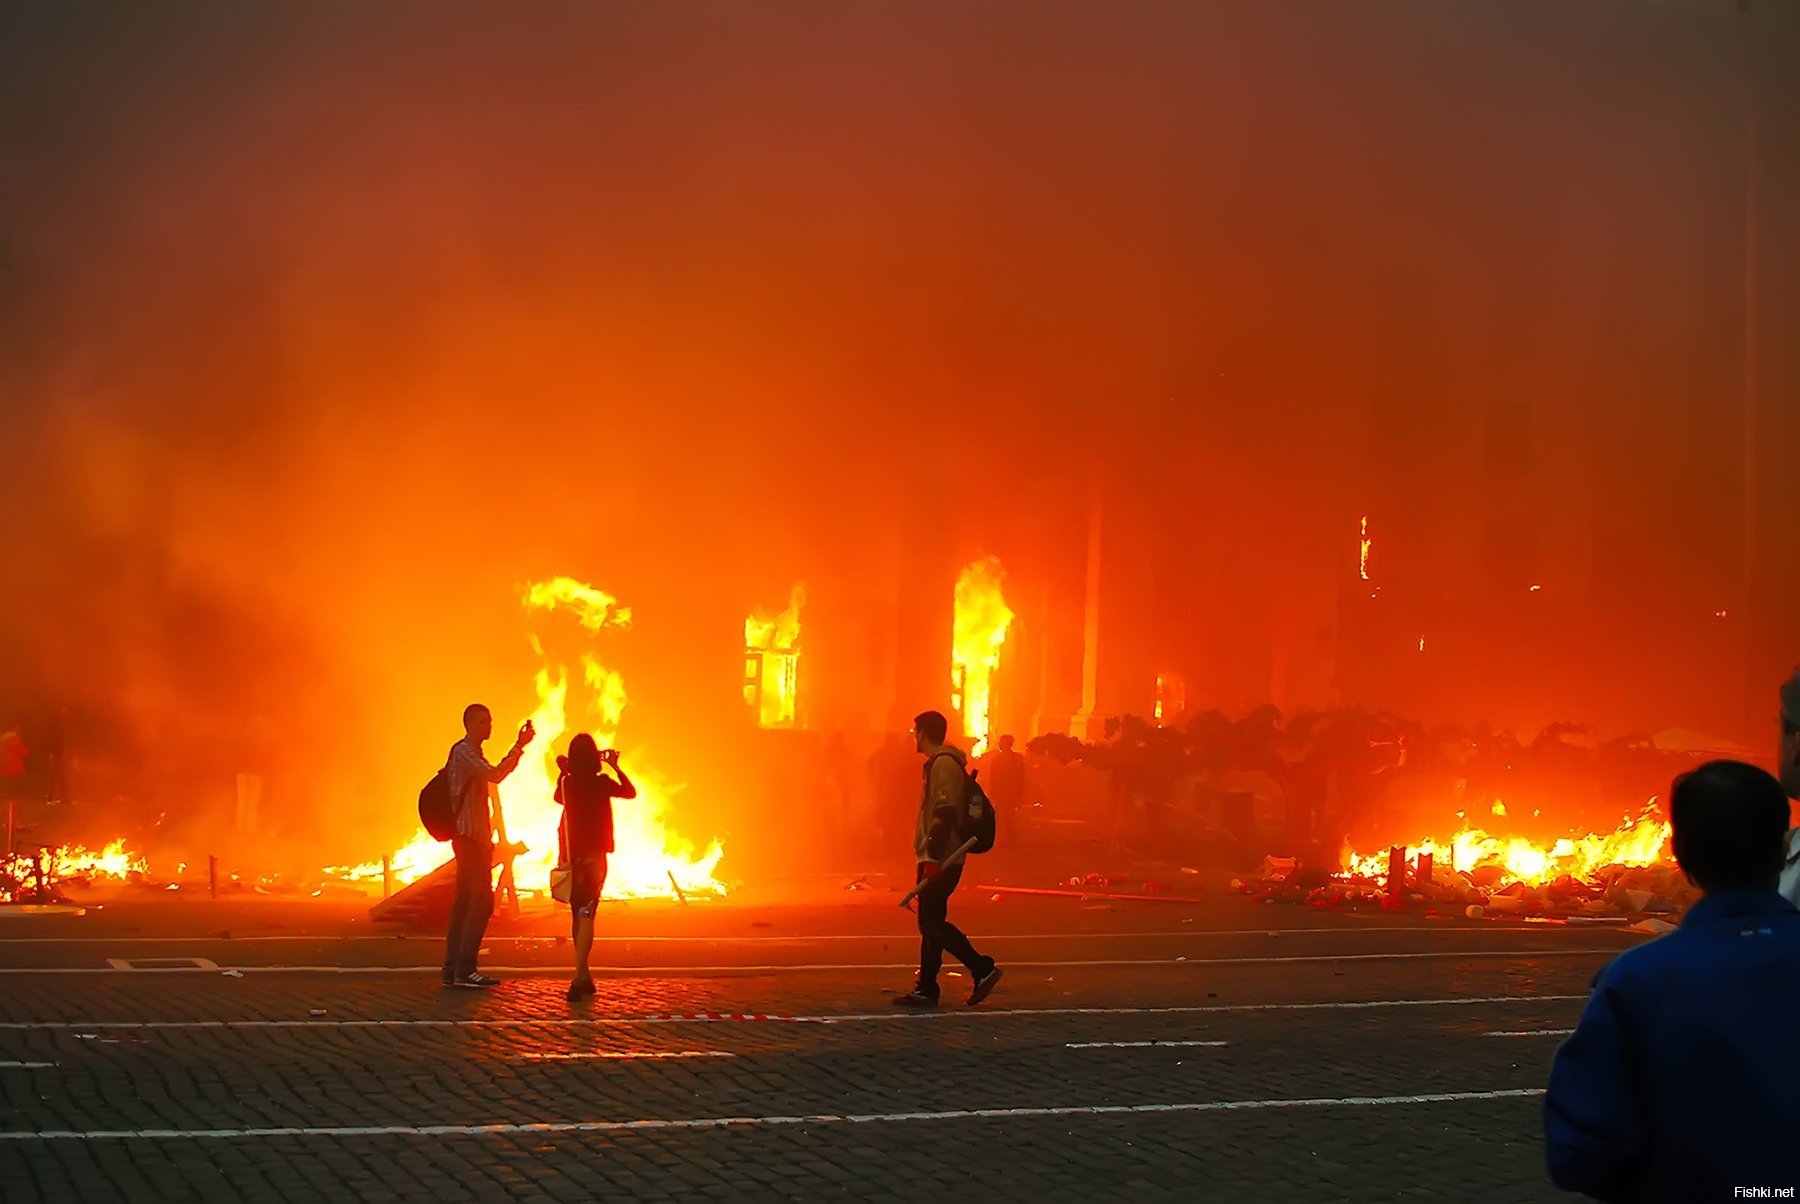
[
  {"left": 894, "top": 710, "right": 1002, "bottom": 1008},
  {"left": 443, "top": 703, "right": 533, "bottom": 989}
]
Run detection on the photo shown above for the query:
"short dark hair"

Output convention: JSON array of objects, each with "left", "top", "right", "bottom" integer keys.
[
  {"left": 913, "top": 710, "right": 948, "bottom": 745},
  {"left": 1670, "top": 759, "right": 1790, "bottom": 893},
  {"left": 462, "top": 703, "right": 490, "bottom": 730}
]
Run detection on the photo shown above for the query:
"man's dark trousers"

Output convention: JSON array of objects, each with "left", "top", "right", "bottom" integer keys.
[
  {"left": 443, "top": 836, "right": 495, "bottom": 980},
  {"left": 914, "top": 863, "right": 992, "bottom": 997}
]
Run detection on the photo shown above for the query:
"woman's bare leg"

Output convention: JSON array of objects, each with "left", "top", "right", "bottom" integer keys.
[{"left": 574, "top": 912, "right": 595, "bottom": 984}]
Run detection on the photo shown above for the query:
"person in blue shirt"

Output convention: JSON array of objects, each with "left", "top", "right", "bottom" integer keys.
[{"left": 1544, "top": 759, "right": 1800, "bottom": 1201}]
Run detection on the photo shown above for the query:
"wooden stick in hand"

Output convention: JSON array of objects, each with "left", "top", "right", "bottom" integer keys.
[{"left": 897, "top": 837, "right": 980, "bottom": 908}]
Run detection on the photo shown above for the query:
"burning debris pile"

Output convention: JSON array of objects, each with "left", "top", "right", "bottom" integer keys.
[
  {"left": 0, "top": 840, "right": 148, "bottom": 905},
  {"left": 1234, "top": 802, "right": 1690, "bottom": 921}
]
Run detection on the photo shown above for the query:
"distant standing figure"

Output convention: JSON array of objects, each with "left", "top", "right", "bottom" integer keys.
[
  {"left": 555, "top": 734, "right": 637, "bottom": 1002},
  {"left": 1543, "top": 759, "right": 1800, "bottom": 1199},
  {"left": 985, "top": 734, "right": 1027, "bottom": 812},
  {"left": 442, "top": 704, "right": 533, "bottom": 989},
  {"left": 893, "top": 710, "right": 1002, "bottom": 1009}
]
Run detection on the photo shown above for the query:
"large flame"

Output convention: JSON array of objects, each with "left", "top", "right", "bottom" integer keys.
[
  {"left": 338, "top": 577, "right": 724, "bottom": 899},
  {"left": 744, "top": 584, "right": 804, "bottom": 729},
  {"left": 1343, "top": 799, "right": 1671, "bottom": 888},
  {"left": 952, "top": 556, "right": 1014, "bottom": 757},
  {"left": 1, "top": 839, "right": 148, "bottom": 903}
]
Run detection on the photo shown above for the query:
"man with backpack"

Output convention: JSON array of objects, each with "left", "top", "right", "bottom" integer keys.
[
  {"left": 442, "top": 703, "right": 533, "bottom": 989},
  {"left": 894, "top": 710, "right": 1003, "bottom": 1008}
]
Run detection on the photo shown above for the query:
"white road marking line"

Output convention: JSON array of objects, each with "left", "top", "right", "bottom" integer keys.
[
  {"left": 0, "top": 949, "right": 1623, "bottom": 976},
  {"left": 102, "top": 957, "right": 221, "bottom": 972},
  {"left": 1064, "top": 1040, "right": 1228, "bottom": 1049},
  {"left": 519, "top": 1051, "right": 736, "bottom": 1061},
  {"left": 0, "top": 926, "right": 1623, "bottom": 945},
  {"left": 0, "top": 994, "right": 1586, "bottom": 1031},
  {"left": 1481, "top": 1029, "right": 1574, "bottom": 1038},
  {"left": 0, "top": 1062, "right": 58, "bottom": 1068},
  {"left": 0, "top": 1088, "right": 1545, "bottom": 1141}
]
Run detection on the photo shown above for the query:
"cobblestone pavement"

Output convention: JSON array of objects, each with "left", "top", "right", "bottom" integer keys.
[{"left": 0, "top": 899, "right": 1630, "bottom": 1202}]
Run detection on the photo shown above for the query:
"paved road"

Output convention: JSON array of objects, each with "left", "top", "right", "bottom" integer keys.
[{"left": 0, "top": 894, "right": 1628, "bottom": 1201}]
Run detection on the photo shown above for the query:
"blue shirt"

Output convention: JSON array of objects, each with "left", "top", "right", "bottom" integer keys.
[{"left": 1544, "top": 890, "right": 1800, "bottom": 1201}]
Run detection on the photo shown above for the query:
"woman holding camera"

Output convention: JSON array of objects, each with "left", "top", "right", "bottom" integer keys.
[{"left": 554, "top": 733, "right": 637, "bottom": 1001}]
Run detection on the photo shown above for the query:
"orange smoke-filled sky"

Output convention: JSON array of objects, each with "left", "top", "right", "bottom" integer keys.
[{"left": 1, "top": 1, "right": 1795, "bottom": 858}]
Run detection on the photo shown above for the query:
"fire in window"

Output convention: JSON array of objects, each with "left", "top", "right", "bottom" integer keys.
[
  {"left": 744, "top": 584, "right": 805, "bottom": 729},
  {"left": 1154, "top": 673, "right": 1186, "bottom": 726},
  {"left": 952, "top": 557, "right": 1014, "bottom": 756}
]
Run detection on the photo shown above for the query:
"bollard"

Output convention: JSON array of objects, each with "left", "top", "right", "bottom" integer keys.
[
  {"left": 208, "top": 855, "right": 218, "bottom": 899},
  {"left": 1386, "top": 846, "right": 1406, "bottom": 899},
  {"left": 382, "top": 855, "right": 392, "bottom": 900}
]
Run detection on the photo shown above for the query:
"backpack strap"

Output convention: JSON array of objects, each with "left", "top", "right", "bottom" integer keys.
[{"left": 923, "top": 751, "right": 966, "bottom": 778}]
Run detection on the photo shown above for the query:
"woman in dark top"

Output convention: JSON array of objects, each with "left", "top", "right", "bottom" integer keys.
[{"left": 555, "top": 733, "right": 637, "bottom": 1001}]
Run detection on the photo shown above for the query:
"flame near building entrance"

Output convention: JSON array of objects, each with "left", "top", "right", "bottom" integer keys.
[
  {"left": 339, "top": 576, "right": 725, "bottom": 900},
  {"left": 952, "top": 557, "right": 1015, "bottom": 757}
]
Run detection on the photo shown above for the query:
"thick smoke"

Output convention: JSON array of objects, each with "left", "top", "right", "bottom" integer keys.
[{"left": 1, "top": 1, "right": 1793, "bottom": 868}]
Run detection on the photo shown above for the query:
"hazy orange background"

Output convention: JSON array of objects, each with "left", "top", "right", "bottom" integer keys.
[{"left": 1, "top": 1, "right": 1795, "bottom": 872}]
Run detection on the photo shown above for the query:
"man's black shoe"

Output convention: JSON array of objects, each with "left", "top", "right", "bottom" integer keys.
[
  {"left": 968, "top": 965, "right": 1003, "bottom": 1007},
  {"left": 892, "top": 989, "right": 940, "bottom": 1009},
  {"left": 451, "top": 972, "right": 501, "bottom": 989}
]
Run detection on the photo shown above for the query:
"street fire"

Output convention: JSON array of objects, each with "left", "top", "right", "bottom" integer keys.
[
  {"left": 951, "top": 557, "right": 1014, "bottom": 757},
  {"left": 1, "top": 839, "right": 148, "bottom": 903},
  {"left": 335, "top": 576, "right": 725, "bottom": 900},
  {"left": 1342, "top": 801, "right": 1672, "bottom": 889},
  {"left": 745, "top": 584, "right": 805, "bottom": 729}
]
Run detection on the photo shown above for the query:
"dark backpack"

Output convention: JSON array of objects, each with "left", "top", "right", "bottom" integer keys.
[
  {"left": 926, "top": 752, "right": 997, "bottom": 855},
  {"left": 964, "top": 768, "right": 998, "bottom": 854},
  {"left": 419, "top": 767, "right": 456, "bottom": 842}
]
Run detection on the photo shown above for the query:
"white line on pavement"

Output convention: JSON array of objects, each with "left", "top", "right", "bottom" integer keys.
[
  {"left": 0, "top": 926, "right": 1622, "bottom": 945},
  {"left": 1065, "top": 1040, "right": 1228, "bottom": 1049},
  {"left": 0, "top": 949, "right": 1623, "bottom": 976},
  {"left": 0, "top": 1062, "right": 58, "bottom": 1068},
  {"left": 519, "top": 1051, "right": 736, "bottom": 1061},
  {"left": 1481, "top": 1029, "right": 1574, "bottom": 1038},
  {"left": 0, "top": 1088, "right": 1545, "bottom": 1141},
  {"left": 0, "top": 994, "right": 1585, "bottom": 1030}
]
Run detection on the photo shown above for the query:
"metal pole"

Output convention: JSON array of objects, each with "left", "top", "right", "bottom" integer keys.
[
  {"left": 208, "top": 855, "right": 218, "bottom": 899},
  {"left": 1739, "top": 0, "right": 1759, "bottom": 742},
  {"left": 382, "top": 855, "right": 393, "bottom": 900}
]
